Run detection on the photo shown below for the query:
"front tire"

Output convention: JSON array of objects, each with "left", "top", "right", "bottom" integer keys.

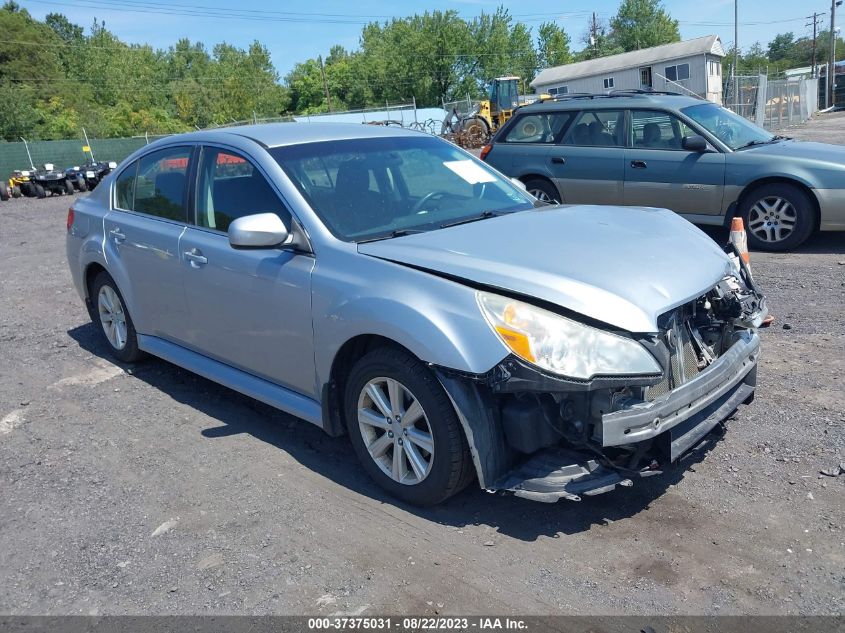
[
  {"left": 523, "top": 177, "right": 560, "bottom": 204},
  {"left": 344, "top": 347, "right": 474, "bottom": 506},
  {"left": 739, "top": 183, "right": 815, "bottom": 251},
  {"left": 34, "top": 183, "right": 46, "bottom": 199},
  {"left": 64, "top": 179, "right": 74, "bottom": 195},
  {"left": 0, "top": 182, "right": 9, "bottom": 201},
  {"left": 90, "top": 272, "right": 143, "bottom": 363},
  {"left": 11, "top": 185, "right": 21, "bottom": 198}
]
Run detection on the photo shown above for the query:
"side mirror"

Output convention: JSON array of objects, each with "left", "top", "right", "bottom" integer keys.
[
  {"left": 510, "top": 177, "right": 527, "bottom": 191},
  {"left": 228, "top": 213, "right": 289, "bottom": 249},
  {"left": 682, "top": 135, "right": 708, "bottom": 152}
]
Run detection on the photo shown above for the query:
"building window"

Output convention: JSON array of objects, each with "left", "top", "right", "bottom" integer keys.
[
  {"left": 603, "top": 77, "right": 615, "bottom": 89},
  {"left": 665, "top": 63, "right": 690, "bottom": 82},
  {"left": 640, "top": 67, "right": 653, "bottom": 88},
  {"left": 709, "top": 60, "right": 721, "bottom": 76}
]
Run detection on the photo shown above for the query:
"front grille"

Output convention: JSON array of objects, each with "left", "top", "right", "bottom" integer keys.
[{"left": 645, "top": 320, "right": 709, "bottom": 401}]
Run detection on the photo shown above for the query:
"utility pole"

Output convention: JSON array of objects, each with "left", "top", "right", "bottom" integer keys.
[
  {"left": 589, "top": 12, "right": 599, "bottom": 58},
  {"left": 318, "top": 55, "right": 333, "bottom": 113},
  {"left": 733, "top": 0, "right": 739, "bottom": 106},
  {"left": 831, "top": 0, "right": 841, "bottom": 108},
  {"left": 807, "top": 12, "right": 822, "bottom": 77}
]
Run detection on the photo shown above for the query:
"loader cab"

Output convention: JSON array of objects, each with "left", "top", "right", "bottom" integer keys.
[{"left": 489, "top": 77, "right": 520, "bottom": 126}]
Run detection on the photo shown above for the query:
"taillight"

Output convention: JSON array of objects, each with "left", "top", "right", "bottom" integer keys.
[
  {"left": 479, "top": 144, "right": 493, "bottom": 161},
  {"left": 67, "top": 207, "right": 75, "bottom": 233}
]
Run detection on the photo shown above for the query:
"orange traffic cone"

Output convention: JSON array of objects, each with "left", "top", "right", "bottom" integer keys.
[
  {"left": 729, "top": 217, "right": 751, "bottom": 270},
  {"left": 730, "top": 217, "right": 775, "bottom": 327}
]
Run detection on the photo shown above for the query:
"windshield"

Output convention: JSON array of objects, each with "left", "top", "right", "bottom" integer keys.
[
  {"left": 681, "top": 103, "right": 775, "bottom": 150},
  {"left": 271, "top": 136, "right": 535, "bottom": 242}
]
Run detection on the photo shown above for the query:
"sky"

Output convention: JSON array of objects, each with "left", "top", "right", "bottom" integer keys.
[{"left": 19, "top": 0, "right": 828, "bottom": 78}]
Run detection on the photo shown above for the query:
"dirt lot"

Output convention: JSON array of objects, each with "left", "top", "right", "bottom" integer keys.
[{"left": 1, "top": 119, "right": 843, "bottom": 616}]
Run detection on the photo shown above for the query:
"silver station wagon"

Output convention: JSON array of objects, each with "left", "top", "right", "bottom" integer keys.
[{"left": 66, "top": 123, "right": 767, "bottom": 506}]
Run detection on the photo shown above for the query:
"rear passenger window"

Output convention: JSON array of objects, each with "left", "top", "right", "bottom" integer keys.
[
  {"left": 503, "top": 113, "right": 573, "bottom": 143},
  {"left": 196, "top": 147, "right": 290, "bottom": 233},
  {"left": 563, "top": 110, "right": 625, "bottom": 147},
  {"left": 114, "top": 161, "right": 137, "bottom": 210},
  {"left": 133, "top": 147, "right": 191, "bottom": 221}
]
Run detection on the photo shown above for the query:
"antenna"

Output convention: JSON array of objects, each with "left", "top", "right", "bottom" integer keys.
[
  {"left": 82, "top": 128, "right": 95, "bottom": 163},
  {"left": 20, "top": 137, "right": 35, "bottom": 170}
]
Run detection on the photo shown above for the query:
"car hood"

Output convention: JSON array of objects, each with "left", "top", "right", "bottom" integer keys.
[
  {"left": 358, "top": 205, "right": 733, "bottom": 333},
  {"left": 742, "top": 139, "right": 845, "bottom": 162}
]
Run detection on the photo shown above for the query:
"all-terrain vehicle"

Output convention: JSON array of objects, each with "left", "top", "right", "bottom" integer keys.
[
  {"left": 8, "top": 170, "right": 33, "bottom": 197},
  {"left": 30, "top": 163, "right": 75, "bottom": 197},
  {"left": 65, "top": 166, "right": 89, "bottom": 192},
  {"left": 76, "top": 160, "right": 117, "bottom": 190}
]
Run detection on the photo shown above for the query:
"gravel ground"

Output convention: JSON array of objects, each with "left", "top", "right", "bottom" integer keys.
[{"left": 1, "top": 120, "right": 843, "bottom": 616}]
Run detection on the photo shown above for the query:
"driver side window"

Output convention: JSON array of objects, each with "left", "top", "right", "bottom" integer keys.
[{"left": 195, "top": 147, "right": 290, "bottom": 233}]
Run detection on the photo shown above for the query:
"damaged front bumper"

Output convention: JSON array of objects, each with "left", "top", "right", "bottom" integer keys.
[
  {"left": 491, "top": 332, "right": 758, "bottom": 502},
  {"left": 435, "top": 280, "right": 764, "bottom": 503}
]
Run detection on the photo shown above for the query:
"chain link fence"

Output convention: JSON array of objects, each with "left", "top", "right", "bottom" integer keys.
[{"left": 724, "top": 74, "right": 819, "bottom": 130}]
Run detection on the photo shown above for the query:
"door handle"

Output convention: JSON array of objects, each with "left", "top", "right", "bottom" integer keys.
[
  {"left": 630, "top": 160, "right": 648, "bottom": 169},
  {"left": 184, "top": 249, "right": 208, "bottom": 267},
  {"left": 109, "top": 228, "right": 126, "bottom": 243},
  {"left": 551, "top": 156, "right": 566, "bottom": 164}
]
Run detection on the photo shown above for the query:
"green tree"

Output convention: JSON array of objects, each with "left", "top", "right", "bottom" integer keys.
[
  {"left": 609, "top": 0, "right": 680, "bottom": 51},
  {"left": 537, "top": 22, "right": 572, "bottom": 68},
  {"left": 767, "top": 32, "right": 795, "bottom": 62}
]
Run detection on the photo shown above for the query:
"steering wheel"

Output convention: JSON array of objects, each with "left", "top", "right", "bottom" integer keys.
[
  {"left": 411, "top": 190, "right": 452, "bottom": 214},
  {"left": 716, "top": 124, "right": 735, "bottom": 144}
]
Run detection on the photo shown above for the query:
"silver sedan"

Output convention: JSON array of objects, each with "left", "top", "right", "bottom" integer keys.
[{"left": 66, "top": 123, "right": 766, "bottom": 506}]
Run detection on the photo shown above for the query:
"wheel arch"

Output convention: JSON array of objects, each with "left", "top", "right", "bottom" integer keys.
[
  {"left": 321, "top": 333, "right": 490, "bottom": 489},
  {"left": 736, "top": 177, "right": 820, "bottom": 232},
  {"left": 518, "top": 173, "right": 561, "bottom": 198}
]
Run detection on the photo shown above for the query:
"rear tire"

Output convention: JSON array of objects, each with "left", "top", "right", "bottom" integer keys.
[
  {"left": 90, "top": 271, "right": 143, "bottom": 363},
  {"left": 64, "top": 179, "right": 74, "bottom": 195},
  {"left": 0, "top": 182, "right": 9, "bottom": 201},
  {"left": 739, "top": 183, "right": 815, "bottom": 251},
  {"left": 34, "top": 183, "right": 46, "bottom": 199},
  {"left": 523, "top": 178, "right": 560, "bottom": 204},
  {"left": 344, "top": 346, "right": 474, "bottom": 506}
]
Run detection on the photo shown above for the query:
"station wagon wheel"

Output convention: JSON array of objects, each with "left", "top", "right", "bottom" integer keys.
[
  {"left": 522, "top": 178, "right": 560, "bottom": 204},
  {"left": 344, "top": 346, "right": 474, "bottom": 506},
  {"left": 90, "top": 271, "right": 143, "bottom": 363},
  {"left": 357, "top": 377, "right": 434, "bottom": 485},
  {"left": 740, "top": 183, "right": 815, "bottom": 252}
]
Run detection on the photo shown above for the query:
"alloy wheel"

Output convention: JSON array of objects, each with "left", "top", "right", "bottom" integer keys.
[
  {"left": 97, "top": 285, "right": 128, "bottom": 350},
  {"left": 528, "top": 188, "right": 555, "bottom": 203},
  {"left": 357, "top": 377, "right": 434, "bottom": 485},
  {"left": 747, "top": 196, "right": 798, "bottom": 244}
]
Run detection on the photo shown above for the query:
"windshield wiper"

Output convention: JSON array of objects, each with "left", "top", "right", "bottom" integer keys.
[
  {"left": 439, "top": 210, "right": 503, "bottom": 229},
  {"left": 356, "top": 229, "right": 426, "bottom": 243},
  {"left": 736, "top": 136, "right": 783, "bottom": 150}
]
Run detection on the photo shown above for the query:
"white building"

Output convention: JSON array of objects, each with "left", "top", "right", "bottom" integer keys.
[{"left": 531, "top": 35, "right": 725, "bottom": 103}]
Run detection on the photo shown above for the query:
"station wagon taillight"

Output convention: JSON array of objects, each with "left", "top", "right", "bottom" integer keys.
[{"left": 67, "top": 207, "right": 75, "bottom": 233}]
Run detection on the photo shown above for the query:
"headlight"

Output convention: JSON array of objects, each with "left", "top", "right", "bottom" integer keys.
[
  {"left": 21, "top": 171, "right": 30, "bottom": 177},
  {"left": 107, "top": 161, "right": 117, "bottom": 169},
  {"left": 85, "top": 171, "right": 96, "bottom": 178},
  {"left": 477, "top": 291, "right": 661, "bottom": 379}
]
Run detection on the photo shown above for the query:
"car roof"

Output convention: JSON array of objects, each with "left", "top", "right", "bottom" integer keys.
[
  {"left": 159, "top": 122, "right": 426, "bottom": 149},
  {"left": 521, "top": 92, "right": 705, "bottom": 111}
]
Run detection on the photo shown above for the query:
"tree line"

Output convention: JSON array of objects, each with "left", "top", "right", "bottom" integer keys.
[{"left": 0, "top": 0, "right": 839, "bottom": 141}]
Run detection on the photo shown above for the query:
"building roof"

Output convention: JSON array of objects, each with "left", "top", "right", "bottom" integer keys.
[{"left": 531, "top": 35, "right": 724, "bottom": 88}]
